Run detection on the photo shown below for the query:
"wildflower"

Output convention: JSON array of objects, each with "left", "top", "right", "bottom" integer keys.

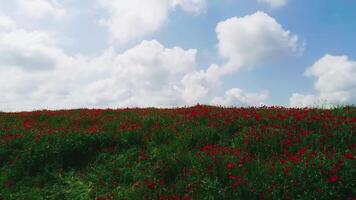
[
  {"left": 297, "top": 146, "right": 308, "bottom": 156},
  {"left": 234, "top": 149, "right": 240, "bottom": 157},
  {"left": 344, "top": 153, "right": 354, "bottom": 160},
  {"left": 288, "top": 155, "right": 301, "bottom": 165},
  {"left": 201, "top": 144, "right": 213, "bottom": 151},
  {"left": 327, "top": 176, "right": 340, "bottom": 183},
  {"left": 144, "top": 178, "right": 155, "bottom": 190},
  {"left": 23, "top": 120, "right": 32, "bottom": 129},
  {"left": 226, "top": 162, "right": 236, "bottom": 170}
]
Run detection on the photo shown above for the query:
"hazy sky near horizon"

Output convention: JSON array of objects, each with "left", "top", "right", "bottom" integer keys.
[{"left": 0, "top": 0, "right": 355, "bottom": 111}]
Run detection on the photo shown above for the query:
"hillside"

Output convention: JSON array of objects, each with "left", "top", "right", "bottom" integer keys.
[{"left": 0, "top": 105, "right": 355, "bottom": 199}]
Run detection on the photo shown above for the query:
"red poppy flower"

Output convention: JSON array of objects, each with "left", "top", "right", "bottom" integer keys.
[
  {"left": 226, "top": 162, "right": 236, "bottom": 170},
  {"left": 288, "top": 155, "right": 301, "bottom": 165},
  {"left": 344, "top": 153, "right": 354, "bottom": 160},
  {"left": 234, "top": 149, "right": 240, "bottom": 157},
  {"left": 23, "top": 120, "right": 32, "bottom": 129},
  {"left": 297, "top": 147, "right": 308, "bottom": 156},
  {"left": 327, "top": 176, "right": 340, "bottom": 183}
]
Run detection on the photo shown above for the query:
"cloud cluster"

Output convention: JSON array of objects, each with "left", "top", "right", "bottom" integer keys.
[
  {"left": 0, "top": 29, "right": 63, "bottom": 72},
  {"left": 0, "top": 14, "right": 16, "bottom": 31},
  {"left": 289, "top": 93, "right": 320, "bottom": 108},
  {"left": 216, "top": 11, "right": 303, "bottom": 74},
  {"left": 15, "top": 0, "right": 66, "bottom": 19},
  {"left": 98, "top": 0, "right": 206, "bottom": 44},
  {"left": 0, "top": 6, "right": 306, "bottom": 111},
  {"left": 212, "top": 88, "right": 269, "bottom": 107},
  {"left": 0, "top": 30, "right": 201, "bottom": 111},
  {"left": 179, "top": 11, "right": 303, "bottom": 106},
  {"left": 290, "top": 55, "right": 356, "bottom": 107}
]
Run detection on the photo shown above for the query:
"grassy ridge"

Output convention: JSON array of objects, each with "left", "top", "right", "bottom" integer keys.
[{"left": 0, "top": 105, "right": 355, "bottom": 199}]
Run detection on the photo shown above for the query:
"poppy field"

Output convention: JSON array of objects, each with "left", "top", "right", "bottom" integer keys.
[{"left": 0, "top": 105, "right": 355, "bottom": 199}]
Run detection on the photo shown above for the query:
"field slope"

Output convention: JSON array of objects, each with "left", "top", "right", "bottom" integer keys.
[{"left": 0, "top": 105, "right": 355, "bottom": 199}]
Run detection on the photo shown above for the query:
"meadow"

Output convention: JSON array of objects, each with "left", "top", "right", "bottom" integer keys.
[{"left": 0, "top": 105, "right": 355, "bottom": 199}]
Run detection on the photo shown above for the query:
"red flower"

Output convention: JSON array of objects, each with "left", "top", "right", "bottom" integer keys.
[
  {"left": 281, "top": 138, "right": 293, "bottom": 146},
  {"left": 88, "top": 126, "right": 99, "bottom": 133},
  {"left": 144, "top": 178, "right": 156, "bottom": 190},
  {"left": 226, "top": 162, "right": 236, "bottom": 170},
  {"left": 327, "top": 176, "right": 340, "bottom": 183},
  {"left": 23, "top": 120, "right": 32, "bottom": 129},
  {"left": 201, "top": 144, "right": 213, "bottom": 151},
  {"left": 211, "top": 150, "right": 217, "bottom": 156},
  {"left": 297, "top": 147, "right": 308, "bottom": 156},
  {"left": 344, "top": 153, "right": 354, "bottom": 160},
  {"left": 288, "top": 155, "right": 301, "bottom": 165},
  {"left": 254, "top": 113, "right": 262, "bottom": 120},
  {"left": 234, "top": 149, "right": 240, "bottom": 157}
]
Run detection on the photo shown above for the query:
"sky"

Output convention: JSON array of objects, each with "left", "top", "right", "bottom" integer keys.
[{"left": 0, "top": 0, "right": 355, "bottom": 112}]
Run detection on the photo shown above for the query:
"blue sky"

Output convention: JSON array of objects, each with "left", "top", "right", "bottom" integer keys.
[{"left": 0, "top": 0, "right": 355, "bottom": 111}]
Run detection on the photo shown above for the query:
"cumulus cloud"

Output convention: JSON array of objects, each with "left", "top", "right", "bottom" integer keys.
[
  {"left": 212, "top": 88, "right": 269, "bottom": 107},
  {"left": 2, "top": 10, "right": 309, "bottom": 111},
  {"left": 216, "top": 11, "right": 303, "bottom": 73},
  {"left": 289, "top": 93, "right": 320, "bottom": 108},
  {"left": 257, "top": 0, "right": 287, "bottom": 8},
  {"left": 0, "top": 14, "right": 16, "bottom": 31},
  {"left": 15, "top": 0, "right": 66, "bottom": 19},
  {"left": 178, "top": 64, "right": 222, "bottom": 104},
  {"left": 0, "top": 15, "right": 219, "bottom": 112},
  {"left": 0, "top": 28, "right": 204, "bottom": 111},
  {"left": 0, "top": 27, "right": 267, "bottom": 111},
  {"left": 290, "top": 55, "right": 356, "bottom": 107},
  {"left": 98, "top": 0, "right": 206, "bottom": 44},
  {"left": 0, "top": 29, "right": 64, "bottom": 71},
  {"left": 80, "top": 40, "right": 199, "bottom": 107}
]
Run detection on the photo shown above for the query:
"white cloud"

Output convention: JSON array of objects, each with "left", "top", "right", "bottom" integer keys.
[
  {"left": 171, "top": 0, "right": 207, "bottom": 13},
  {"left": 79, "top": 40, "right": 199, "bottom": 108},
  {"left": 0, "top": 29, "right": 64, "bottom": 71},
  {"left": 257, "top": 0, "right": 287, "bottom": 8},
  {"left": 0, "top": 27, "right": 268, "bottom": 111},
  {"left": 1, "top": 10, "right": 291, "bottom": 111},
  {"left": 16, "top": 0, "right": 66, "bottom": 19},
  {"left": 0, "top": 27, "right": 204, "bottom": 111},
  {"left": 216, "top": 11, "right": 303, "bottom": 73},
  {"left": 98, "top": 0, "right": 206, "bottom": 44},
  {"left": 289, "top": 93, "right": 320, "bottom": 108},
  {"left": 212, "top": 88, "right": 269, "bottom": 107},
  {"left": 0, "top": 14, "right": 16, "bottom": 31},
  {"left": 290, "top": 55, "right": 356, "bottom": 107},
  {"left": 179, "top": 64, "right": 222, "bottom": 104}
]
